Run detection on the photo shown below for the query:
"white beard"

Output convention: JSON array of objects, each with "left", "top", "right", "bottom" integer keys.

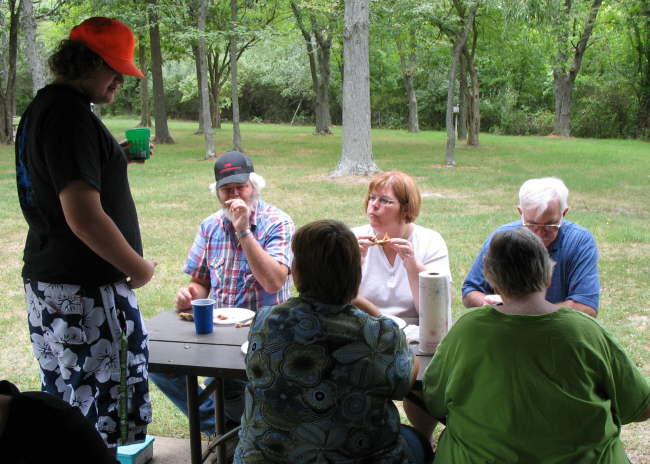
[{"left": 221, "top": 199, "right": 257, "bottom": 222}]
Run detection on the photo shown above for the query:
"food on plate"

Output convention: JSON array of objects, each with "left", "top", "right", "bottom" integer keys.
[
  {"left": 178, "top": 312, "right": 194, "bottom": 321},
  {"left": 216, "top": 314, "right": 228, "bottom": 321},
  {"left": 371, "top": 233, "right": 391, "bottom": 246}
]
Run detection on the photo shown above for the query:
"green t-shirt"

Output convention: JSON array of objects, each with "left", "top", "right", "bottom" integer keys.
[{"left": 423, "top": 307, "right": 650, "bottom": 464}]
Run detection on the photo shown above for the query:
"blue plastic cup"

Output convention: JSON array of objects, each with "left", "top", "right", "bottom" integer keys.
[{"left": 191, "top": 299, "right": 215, "bottom": 334}]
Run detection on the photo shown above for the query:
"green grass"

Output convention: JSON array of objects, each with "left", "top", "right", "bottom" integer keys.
[{"left": 1, "top": 121, "right": 648, "bottom": 459}]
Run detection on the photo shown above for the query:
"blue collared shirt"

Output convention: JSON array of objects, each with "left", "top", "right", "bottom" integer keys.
[{"left": 462, "top": 220, "right": 600, "bottom": 310}]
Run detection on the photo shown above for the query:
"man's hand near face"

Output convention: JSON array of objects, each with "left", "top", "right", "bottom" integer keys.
[{"left": 225, "top": 198, "right": 251, "bottom": 232}]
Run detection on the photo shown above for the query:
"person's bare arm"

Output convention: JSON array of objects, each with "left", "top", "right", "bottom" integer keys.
[
  {"left": 556, "top": 300, "right": 597, "bottom": 318},
  {"left": 175, "top": 276, "right": 210, "bottom": 311},
  {"left": 352, "top": 296, "right": 382, "bottom": 316},
  {"left": 238, "top": 233, "right": 289, "bottom": 293},
  {"left": 59, "top": 180, "right": 155, "bottom": 289},
  {"left": 462, "top": 290, "right": 489, "bottom": 308},
  {"left": 409, "top": 355, "right": 420, "bottom": 387}
]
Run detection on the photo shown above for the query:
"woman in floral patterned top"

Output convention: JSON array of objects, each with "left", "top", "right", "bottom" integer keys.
[{"left": 234, "top": 219, "right": 433, "bottom": 463}]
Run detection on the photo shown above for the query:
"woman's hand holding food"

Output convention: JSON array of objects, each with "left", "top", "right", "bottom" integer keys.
[
  {"left": 387, "top": 238, "right": 415, "bottom": 262},
  {"left": 357, "top": 235, "right": 375, "bottom": 264}
]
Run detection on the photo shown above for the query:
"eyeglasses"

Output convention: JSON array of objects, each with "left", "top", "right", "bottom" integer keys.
[
  {"left": 521, "top": 215, "right": 563, "bottom": 233},
  {"left": 368, "top": 193, "right": 397, "bottom": 206}
]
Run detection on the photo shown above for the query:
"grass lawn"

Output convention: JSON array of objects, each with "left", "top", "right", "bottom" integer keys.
[{"left": 1, "top": 120, "right": 648, "bottom": 460}]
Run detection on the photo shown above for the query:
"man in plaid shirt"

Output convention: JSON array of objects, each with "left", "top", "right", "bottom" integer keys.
[{"left": 150, "top": 151, "right": 294, "bottom": 435}]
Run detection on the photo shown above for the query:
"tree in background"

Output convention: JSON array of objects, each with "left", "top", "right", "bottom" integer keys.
[
  {"left": 459, "top": 3, "right": 480, "bottom": 146},
  {"left": 290, "top": 0, "right": 337, "bottom": 135},
  {"left": 551, "top": 0, "right": 603, "bottom": 137},
  {"left": 136, "top": 32, "right": 151, "bottom": 128},
  {"left": 629, "top": 0, "right": 650, "bottom": 137},
  {"left": 21, "top": 0, "right": 48, "bottom": 95},
  {"left": 376, "top": 0, "right": 425, "bottom": 134},
  {"left": 334, "top": 0, "right": 378, "bottom": 176},
  {"left": 446, "top": 1, "right": 478, "bottom": 165},
  {"left": 197, "top": 0, "right": 214, "bottom": 158},
  {"left": 0, "top": 0, "right": 20, "bottom": 144},
  {"left": 230, "top": 0, "right": 241, "bottom": 151},
  {"left": 148, "top": 0, "right": 174, "bottom": 143}
]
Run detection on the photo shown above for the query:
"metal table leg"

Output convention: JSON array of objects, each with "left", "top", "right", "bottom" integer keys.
[
  {"left": 186, "top": 375, "right": 202, "bottom": 464},
  {"left": 215, "top": 378, "right": 226, "bottom": 463}
]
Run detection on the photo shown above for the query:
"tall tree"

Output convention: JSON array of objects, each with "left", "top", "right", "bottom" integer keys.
[
  {"left": 197, "top": 0, "right": 215, "bottom": 158},
  {"left": 444, "top": 1, "right": 479, "bottom": 166},
  {"left": 0, "top": 0, "right": 21, "bottom": 144},
  {"left": 147, "top": 0, "right": 174, "bottom": 143},
  {"left": 461, "top": 22, "right": 480, "bottom": 146},
  {"left": 230, "top": 0, "right": 242, "bottom": 151},
  {"left": 629, "top": 0, "right": 650, "bottom": 137},
  {"left": 137, "top": 34, "right": 151, "bottom": 128},
  {"left": 290, "top": 0, "right": 335, "bottom": 135},
  {"left": 334, "top": 0, "right": 378, "bottom": 176},
  {"left": 551, "top": 0, "right": 603, "bottom": 136},
  {"left": 21, "top": 0, "right": 48, "bottom": 95},
  {"left": 395, "top": 26, "right": 420, "bottom": 133}
]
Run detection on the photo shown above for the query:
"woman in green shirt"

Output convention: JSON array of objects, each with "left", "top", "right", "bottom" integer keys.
[{"left": 423, "top": 228, "right": 650, "bottom": 463}]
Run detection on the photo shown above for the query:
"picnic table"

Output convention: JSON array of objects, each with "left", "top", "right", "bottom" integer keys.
[{"left": 147, "top": 310, "right": 433, "bottom": 464}]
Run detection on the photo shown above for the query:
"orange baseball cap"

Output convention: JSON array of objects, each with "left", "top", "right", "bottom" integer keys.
[{"left": 69, "top": 17, "right": 144, "bottom": 77}]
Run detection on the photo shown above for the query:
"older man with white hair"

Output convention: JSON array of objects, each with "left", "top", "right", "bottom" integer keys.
[
  {"left": 462, "top": 177, "right": 599, "bottom": 317},
  {"left": 150, "top": 150, "right": 294, "bottom": 436}
]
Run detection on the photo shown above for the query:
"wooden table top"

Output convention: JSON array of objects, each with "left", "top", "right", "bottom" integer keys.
[{"left": 146, "top": 310, "right": 432, "bottom": 381}]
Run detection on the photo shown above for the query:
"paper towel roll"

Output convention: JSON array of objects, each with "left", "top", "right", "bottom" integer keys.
[{"left": 418, "top": 271, "right": 451, "bottom": 354}]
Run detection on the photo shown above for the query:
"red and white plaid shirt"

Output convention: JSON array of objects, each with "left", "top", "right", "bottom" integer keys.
[{"left": 183, "top": 200, "right": 294, "bottom": 310}]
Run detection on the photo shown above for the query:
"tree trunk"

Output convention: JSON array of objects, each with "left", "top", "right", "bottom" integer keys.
[
  {"left": 148, "top": 0, "right": 174, "bottom": 143},
  {"left": 333, "top": 0, "right": 378, "bottom": 176},
  {"left": 395, "top": 27, "right": 420, "bottom": 134},
  {"left": 631, "top": 1, "right": 650, "bottom": 138},
  {"left": 21, "top": 0, "right": 48, "bottom": 95},
  {"left": 458, "top": 51, "right": 468, "bottom": 141},
  {"left": 551, "top": 0, "right": 603, "bottom": 137},
  {"left": 314, "top": 33, "right": 332, "bottom": 134},
  {"left": 553, "top": 72, "right": 573, "bottom": 136},
  {"left": 464, "top": 39, "right": 480, "bottom": 146},
  {"left": 192, "top": 43, "right": 204, "bottom": 134},
  {"left": 0, "top": 0, "right": 21, "bottom": 144},
  {"left": 445, "top": 2, "right": 479, "bottom": 166},
  {"left": 137, "top": 36, "right": 151, "bottom": 128},
  {"left": 290, "top": 1, "right": 332, "bottom": 135},
  {"left": 230, "top": 0, "right": 242, "bottom": 152},
  {"left": 207, "top": 51, "right": 227, "bottom": 130},
  {"left": 197, "top": 0, "right": 215, "bottom": 159}
]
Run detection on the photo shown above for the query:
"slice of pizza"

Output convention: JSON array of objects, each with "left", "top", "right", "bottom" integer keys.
[{"left": 371, "top": 232, "right": 391, "bottom": 246}]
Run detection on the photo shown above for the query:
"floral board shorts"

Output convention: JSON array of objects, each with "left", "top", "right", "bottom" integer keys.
[{"left": 24, "top": 279, "right": 151, "bottom": 447}]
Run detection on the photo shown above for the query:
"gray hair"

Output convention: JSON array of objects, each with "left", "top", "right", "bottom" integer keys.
[
  {"left": 209, "top": 172, "right": 266, "bottom": 201},
  {"left": 483, "top": 228, "right": 554, "bottom": 298},
  {"left": 518, "top": 177, "right": 569, "bottom": 216}
]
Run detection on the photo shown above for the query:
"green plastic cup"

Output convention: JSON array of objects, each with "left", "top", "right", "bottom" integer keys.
[{"left": 125, "top": 128, "right": 151, "bottom": 160}]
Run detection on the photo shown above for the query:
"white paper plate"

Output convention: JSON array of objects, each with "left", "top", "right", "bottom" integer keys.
[
  {"left": 241, "top": 341, "right": 249, "bottom": 355},
  {"left": 383, "top": 314, "right": 407, "bottom": 330},
  {"left": 213, "top": 307, "right": 255, "bottom": 325}
]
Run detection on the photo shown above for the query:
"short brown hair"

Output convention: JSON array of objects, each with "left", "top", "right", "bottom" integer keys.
[
  {"left": 364, "top": 171, "right": 421, "bottom": 223},
  {"left": 49, "top": 39, "right": 103, "bottom": 81},
  {"left": 483, "top": 228, "right": 554, "bottom": 298},
  {"left": 291, "top": 220, "right": 361, "bottom": 305}
]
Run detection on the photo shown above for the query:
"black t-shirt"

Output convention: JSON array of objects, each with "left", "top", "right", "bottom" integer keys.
[
  {"left": 0, "top": 381, "right": 117, "bottom": 464},
  {"left": 15, "top": 84, "right": 142, "bottom": 286}
]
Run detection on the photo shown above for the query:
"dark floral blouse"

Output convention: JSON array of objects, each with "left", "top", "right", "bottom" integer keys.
[{"left": 234, "top": 296, "right": 415, "bottom": 463}]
